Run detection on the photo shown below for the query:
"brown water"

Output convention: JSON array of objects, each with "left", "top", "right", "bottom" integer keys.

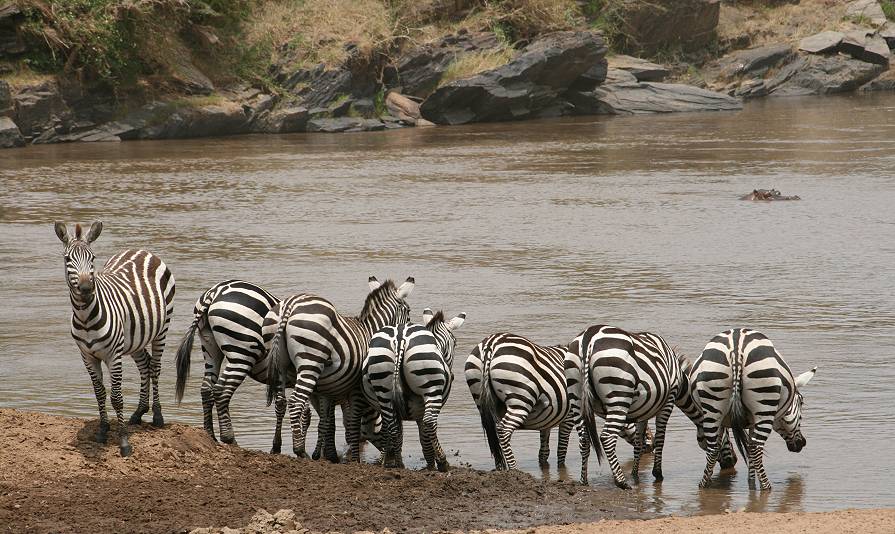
[{"left": 2, "top": 93, "right": 894, "bottom": 516}]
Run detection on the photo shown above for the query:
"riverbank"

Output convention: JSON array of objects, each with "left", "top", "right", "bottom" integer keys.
[
  {"left": 3, "top": 1, "right": 895, "bottom": 148},
  {"left": 1, "top": 409, "right": 893, "bottom": 533}
]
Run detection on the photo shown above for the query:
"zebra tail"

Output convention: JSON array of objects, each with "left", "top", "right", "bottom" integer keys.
[
  {"left": 729, "top": 356, "right": 749, "bottom": 461},
  {"left": 580, "top": 349, "right": 604, "bottom": 465},
  {"left": 265, "top": 307, "right": 291, "bottom": 407},
  {"left": 391, "top": 335, "right": 408, "bottom": 421},
  {"left": 174, "top": 314, "right": 201, "bottom": 404},
  {"left": 478, "top": 345, "right": 506, "bottom": 469}
]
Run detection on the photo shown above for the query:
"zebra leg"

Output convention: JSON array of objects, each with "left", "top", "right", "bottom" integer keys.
[
  {"left": 128, "top": 350, "right": 151, "bottom": 425},
  {"left": 750, "top": 422, "right": 774, "bottom": 491},
  {"left": 557, "top": 420, "right": 573, "bottom": 467},
  {"left": 108, "top": 355, "right": 131, "bottom": 456},
  {"left": 538, "top": 430, "right": 551, "bottom": 468},
  {"left": 149, "top": 337, "right": 165, "bottom": 427},
  {"left": 287, "top": 361, "right": 324, "bottom": 459},
  {"left": 650, "top": 399, "right": 675, "bottom": 482},
  {"left": 577, "top": 423, "right": 591, "bottom": 485},
  {"left": 495, "top": 403, "right": 530, "bottom": 471},
  {"left": 82, "top": 352, "right": 109, "bottom": 443},
  {"left": 422, "top": 402, "right": 448, "bottom": 472},
  {"left": 213, "top": 360, "right": 251, "bottom": 444},
  {"left": 630, "top": 421, "right": 648, "bottom": 482},
  {"left": 317, "top": 398, "right": 338, "bottom": 463},
  {"left": 271, "top": 390, "right": 288, "bottom": 454},
  {"left": 199, "top": 331, "right": 223, "bottom": 441},
  {"left": 699, "top": 427, "right": 723, "bottom": 488},
  {"left": 600, "top": 410, "right": 631, "bottom": 489},
  {"left": 719, "top": 429, "right": 738, "bottom": 469},
  {"left": 344, "top": 391, "right": 369, "bottom": 463}
]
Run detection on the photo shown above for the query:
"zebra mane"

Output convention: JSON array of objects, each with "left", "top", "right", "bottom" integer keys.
[
  {"left": 75, "top": 223, "right": 83, "bottom": 240},
  {"left": 425, "top": 310, "right": 445, "bottom": 329},
  {"left": 359, "top": 279, "right": 397, "bottom": 319}
]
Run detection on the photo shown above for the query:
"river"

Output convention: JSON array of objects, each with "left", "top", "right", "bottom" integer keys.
[{"left": 2, "top": 93, "right": 894, "bottom": 516}]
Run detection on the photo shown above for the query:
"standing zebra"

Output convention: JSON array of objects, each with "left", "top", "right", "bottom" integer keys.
[
  {"left": 266, "top": 276, "right": 414, "bottom": 460},
  {"left": 691, "top": 328, "right": 816, "bottom": 490},
  {"left": 574, "top": 325, "right": 704, "bottom": 489},
  {"left": 361, "top": 308, "right": 466, "bottom": 471},
  {"left": 465, "top": 333, "right": 594, "bottom": 484},
  {"left": 54, "top": 221, "right": 175, "bottom": 456}
]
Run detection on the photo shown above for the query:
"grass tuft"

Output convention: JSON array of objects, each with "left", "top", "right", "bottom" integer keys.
[{"left": 439, "top": 47, "right": 515, "bottom": 87}]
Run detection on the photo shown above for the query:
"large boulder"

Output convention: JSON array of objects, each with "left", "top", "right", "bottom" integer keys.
[
  {"left": 860, "top": 68, "right": 895, "bottom": 91},
  {"left": 766, "top": 53, "right": 886, "bottom": 96},
  {"left": 0, "top": 116, "right": 25, "bottom": 148},
  {"left": 606, "top": 55, "right": 669, "bottom": 82},
  {"left": 385, "top": 91, "right": 424, "bottom": 125},
  {"left": 582, "top": 82, "right": 742, "bottom": 115},
  {"left": 713, "top": 44, "right": 795, "bottom": 82},
  {"left": 611, "top": 0, "right": 721, "bottom": 54},
  {"left": 420, "top": 31, "right": 607, "bottom": 125},
  {"left": 252, "top": 105, "right": 309, "bottom": 133},
  {"left": 12, "top": 80, "right": 74, "bottom": 141},
  {"left": 391, "top": 30, "right": 501, "bottom": 97},
  {"left": 0, "top": 79, "right": 11, "bottom": 116},
  {"left": 844, "top": 0, "right": 888, "bottom": 27},
  {"left": 839, "top": 31, "right": 890, "bottom": 65},
  {"left": 798, "top": 31, "right": 845, "bottom": 54},
  {"left": 0, "top": 2, "right": 25, "bottom": 57}
]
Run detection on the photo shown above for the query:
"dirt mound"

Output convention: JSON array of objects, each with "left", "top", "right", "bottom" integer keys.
[{"left": 0, "top": 409, "right": 647, "bottom": 533}]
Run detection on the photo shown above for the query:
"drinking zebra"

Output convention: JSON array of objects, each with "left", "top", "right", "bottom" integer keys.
[
  {"left": 573, "top": 325, "right": 704, "bottom": 489},
  {"left": 266, "top": 276, "right": 414, "bottom": 460},
  {"left": 54, "top": 221, "right": 175, "bottom": 456},
  {"left": 691, "top": 328, "right": 816, "bottom": 490},
  {"left": 465, "top": 332, "right": 594, "bottom": 484},
  {"left": 361, "top": 308, "right": 466, "bottom": 471}
]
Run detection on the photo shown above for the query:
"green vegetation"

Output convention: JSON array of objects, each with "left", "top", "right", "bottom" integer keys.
[{"left": 881, "top": 0, "right": 895, "bottom": 21}]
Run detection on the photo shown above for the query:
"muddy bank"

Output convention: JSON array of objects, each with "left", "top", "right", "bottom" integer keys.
[{"left": 0, "top": 409, "right": 649, "bottom": 534}]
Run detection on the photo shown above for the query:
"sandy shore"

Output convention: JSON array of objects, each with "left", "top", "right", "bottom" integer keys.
[{"left": 0, "top": 408, "right": 891, "bottom": 533}]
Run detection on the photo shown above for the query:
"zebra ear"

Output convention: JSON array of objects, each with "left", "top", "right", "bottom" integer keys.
[
  {"left": 795, "top": 367, "right": 817, "bottom": 389},
  {"left": 397, "top": 276, "right": 415, "bottom": 299},
  {"left": 447, "top": 312, "right": 466, "bottom": 331},
  {"left": 368, "top": 276, "right": 381, "bottom": 291},
  {"left": 422, "top": 308, "right": 434, "bottom": 325},
  {"left": 54, "top": 221, "right": 69, "bottom": 245},
  {"left": 86, "top": 221, "right": 103, "bottom": 243}
]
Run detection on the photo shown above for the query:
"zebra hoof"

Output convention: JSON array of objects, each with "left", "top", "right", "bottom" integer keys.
[
  {"left": 436, "top": 460, "right": 450, "bottom": 473},
  {"left": 95, "top": 431, "right": 108, "bottom": 444},
  {"left": 614, "top": 480, "right": 632, "bottom": 490},
  {"left": 652, "top": 469, "right": 664, "bottom": 482},
  {"left": 220, "top": 435, "right": 236, "bottom": 445},
  {"left": 120, "top": 444, "right": 133, "bottom": 457},
  {"left": 151, "top": 412, "right": 164, "bottom": 428},
  {"left": 311, "top": 449, "right": 321, "bottom": 461},
  {"left": 270, "top": 442, "right": 282, "bottom": 454},
  {"left": 128, "top": 411, "right": 146, "bottom": 425},
  {"left": 293, "top": 449, "right": 308, "bottom": 459},
  {"left": 204, "top": 429, "right": 218, "bottom": 442}
]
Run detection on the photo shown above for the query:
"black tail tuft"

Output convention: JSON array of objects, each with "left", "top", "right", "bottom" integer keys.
[
  {"left": 174, "top": 320, "right": 198, "bottom": 404},
  {"left": 729, "top": 355, "right": 749, "bottom": 461},
  {"left": 392, "top": 334, "right": 408, "bottom": 421},
  {"left": 478, "top": 345, "right": 507, "bottom": 469},
  {"left": 265, "top": 306, "right": 291, "bottom": 407},
  {"left": 580, "top": 351, "right": 604, "bottom": 465}
]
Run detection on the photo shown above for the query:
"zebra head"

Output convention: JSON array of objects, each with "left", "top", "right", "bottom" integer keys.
[
  {"left": 422, "top": 308, "right": 467, "bottom": 360},
  {"left": 363, "top": 276, "right": 415, "bottom": 330},
  {"left": 776, "top": 366, "right": 817, "bottom": 452},
  {"left": 54, "top": 221, "right": 103, "bottom": 298},
  {"left": 674, "top": 352, "right": 707, "bottom": 450}
]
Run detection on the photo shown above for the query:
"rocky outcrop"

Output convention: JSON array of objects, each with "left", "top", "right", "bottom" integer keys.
[
  {"left": 839, "top": 30, "right": 890, "bottom": 65},
  {"left": 584, "top": 82, "right": 742, "bottom": 115},
  {"left": 391, "top": 30, "right": 501, "bottom": 97},
  {"left": 0, "top": 116, "right": 24, "bottom": 147},
  {"left": 0, "top": 2, "right": 25, "bottom": 58},
  {"left": 798, "top": 31, "right": 845, "bottom": 54},
  {"left": 606, "top": 55, "right": 669, "bottom": 82},
  {"left": 861, "top": 68, "right": 895, "bottom": 90},
  {"left": 11, "top": 80, "right": 74, "bottom": 141},
  {"left": 613, "top": 0, "right": 721, "bottom": 54},
  {"left": 420, "top": 31, "right": 607, "bottom": 125},
  {"left": 0, "top": 79, "right": 11, "bottom": 116},
  {"left": 845, "top": 0, "right": 888, "bottom": 27},
  {"left": 385, "top": 91, "right": 430, "bottom": 126},
  {"left": 714, "top": 44, "right": 796, "bottom": 82},
  {"left": 767, "top": 54, "right": 886, "bottom": 96},
  {"left": 307, "top": 117, "right": 385, "bottom": 133}
]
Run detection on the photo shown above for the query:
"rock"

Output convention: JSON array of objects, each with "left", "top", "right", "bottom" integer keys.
[
  {"left": 420, "top": 31, "right": 607, "bottom": 125},
  {"left": 845, "top": 0, "right": 888, "bottom": 27},
  {"left": 392, "top": 30, "right": 501, "bottom": 97},
  {"left": 245, "top": 509, "right": 277, "bottom": 533},
  {"left": 714, "top": 44, "right": 795, "bottom": 81},
  {"left": 415, "top": 118, "right": 435, "bottom": 127},
  {"left": 607, "top": 55, "right": 669, "bottom": 82},
  {"left": 329, "top": 97, "right": 354, "bottom": 117},
  {"left": 613, "top": 0, "right": 721, "bottom": 54},
  {"left": 880, "top": 23, "right": 895, "bottom": 49},
  {"left": 280, "top": 64, "right": 356, "bottom": 109},
  {"left": 798, "top": 31, "right": 845, "bottom": 54},
  {"left": 351, "top": 98, "right": 375, "bottom": 117},
  {"left": 569, "top": 60, "right": 609, "bottom": 92},
  {"left": 169, "top": 55, "right": 215, "bottom": 95},
  {"left": 307, "top": 117, "right": 367, "bottom": 133},
  {"left": 586, "top": 82, "right": 742, "bottom": 114},
  {"left": 861, "top": 68, "right": 895, "bottom": 90},
  {"left": 140, "top": 101, "right": 250, "bottom": 139},
  {"left": 0, "top": 2, "right": 25, "bottom": 57},
  {"left": 839, "top": 31, "right": 891, "bottom": 65},
  {"left": 385, "top": 91, "right": 422, "bottom": 125},
  {"left": 0, "top": 79, "right": 11, "bottom": 116},
  {"left": 767, "top": 53, "right": 886, "bottom": 96},
  {"left": 604, "top": 68, "right": 638, "bottom": 84},
  {"left": 0, "top": 116, "right": 25, "bottom": 148},
  {"left": 733, "top": 78, "right": 770, "bottom": 99},
  {"left": 11, "top": 80, "right": 73, "bottom": 141},
  {"left": 272, "top": 509, "right": 298, "bottom": 530},
  {"left": 256, "top": 105, "right": 309, "bottom": 133}
]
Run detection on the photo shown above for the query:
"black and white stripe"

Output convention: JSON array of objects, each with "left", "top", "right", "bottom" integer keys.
[
  {"left": 691, "top": 328, "right": 816, "bottom": 490},
  {"left": 266, "top": 276, "right": 414, "bottom": 461},
  {"left": 573, "top": 325, "right": 701, "bottom": 489},
  {"left": 361, "top": 308, "right": 466, "bottom": 471},
  {"left": 55, "top": 221, "right": 175, "bottom": 456},
  {"left": 465, "top": 333, "right": 593, "bottom": 484}
]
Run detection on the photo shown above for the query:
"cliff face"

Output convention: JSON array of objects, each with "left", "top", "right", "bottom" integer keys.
[{"left": 1, "top": 1, "right": 894, "bottom": 148}]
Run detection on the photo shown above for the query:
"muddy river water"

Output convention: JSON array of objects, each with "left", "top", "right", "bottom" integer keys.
[{"left": 2, "top": 94, "right": 894, "bottom": 517}]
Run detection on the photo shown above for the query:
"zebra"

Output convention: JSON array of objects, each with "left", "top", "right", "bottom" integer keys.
[
  {"left": 361, "top": 308, "right": 466, "bottom": 471},
  {"left": 465, "top": 332, "right": 594, "bottom": 484},
  {"left": 545, "top": 422, "right": 655, "bottom": 470},
  {"left": 266, "top": 276, "right": 414, "bottom": 461},
  {"left": 54, "top": 221, "right": 175, "bottom": 457},
  {"left": 690, "top": 328, "right": 816, "bottom": 490},
  {"left": 573, "top": 325, "right": 706, "bottom": 489}
]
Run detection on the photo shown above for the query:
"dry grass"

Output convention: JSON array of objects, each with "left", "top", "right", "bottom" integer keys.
[
  {"left": 0, "top": 64, "right": 55, "bottom": 89},
  {"left": 244, "top": 0, "right": 395, "bottom": 68},
  {"left": 718, "top": 0, "right": 851, "bottom": 48},
  {"left": 438, "top": 46, "right": 515, "bottom": 86}
]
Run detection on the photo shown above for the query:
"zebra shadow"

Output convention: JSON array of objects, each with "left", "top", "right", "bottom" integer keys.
[{"left": 71, "top": 419, "right": 160, "bottom": 462}]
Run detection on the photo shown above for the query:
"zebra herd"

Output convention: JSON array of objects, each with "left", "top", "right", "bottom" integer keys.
[{"left": 55, "top": 222, "right": 817, "bottom": 492}]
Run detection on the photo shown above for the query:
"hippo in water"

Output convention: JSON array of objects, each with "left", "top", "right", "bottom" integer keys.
[{"left": 739, "top": 188, "right": 801, "bottom": 201}]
